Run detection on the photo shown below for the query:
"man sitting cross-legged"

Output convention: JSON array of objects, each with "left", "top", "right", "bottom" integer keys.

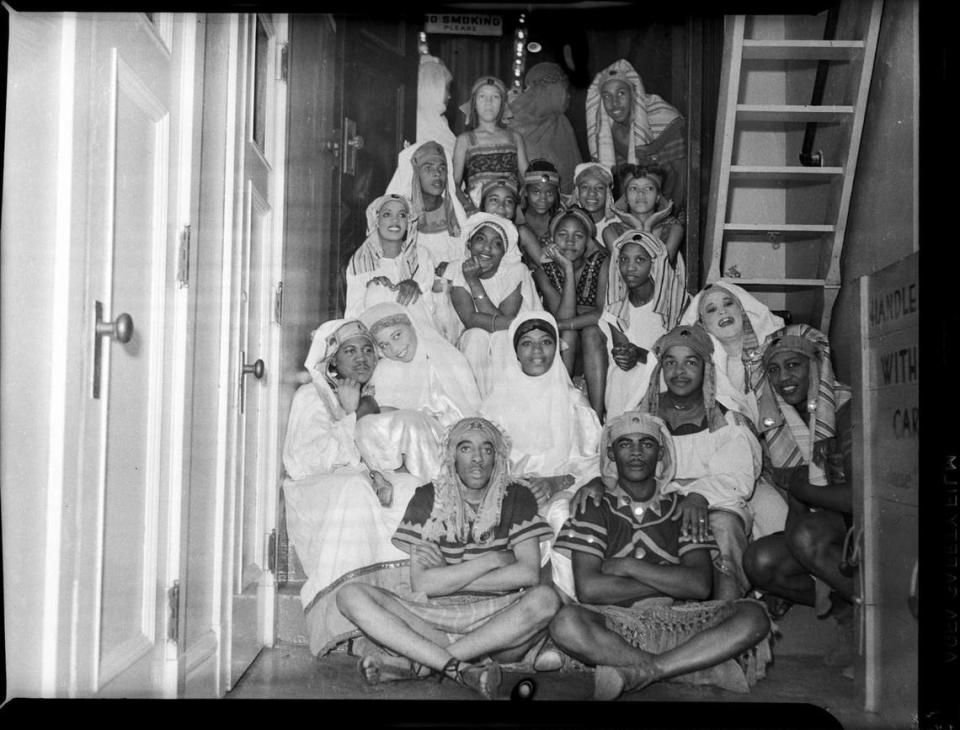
[
  {"left": 336, "top": 416, "right": 561, "bottom": 699},
  {"left": 549, "top": 411, "right": 771, "bottom": 700}
]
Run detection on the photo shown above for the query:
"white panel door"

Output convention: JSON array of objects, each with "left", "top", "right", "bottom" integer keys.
[
  {"left": 224, "top": 13, "right": 287, "bottom": 689},
  {"left": 67, "top": 13, "right": 199, "bottom": 697}
]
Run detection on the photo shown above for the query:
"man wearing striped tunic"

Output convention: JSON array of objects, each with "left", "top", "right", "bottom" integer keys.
[
  {"left": 336, "top": 417, "right": 559, "bottom": 698},
  {"left": 548, "top": 411, "right": 771, "bottom": 700}
]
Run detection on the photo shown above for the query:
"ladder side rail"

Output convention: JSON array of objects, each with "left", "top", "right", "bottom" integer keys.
[
  {"left": 825, "top": 0, "right": 884, "bottom": 289},
  {"left": 703, "top": 14, "right": 746, "bottom": 285}
]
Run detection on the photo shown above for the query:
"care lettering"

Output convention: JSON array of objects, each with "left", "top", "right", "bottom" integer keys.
[{"left": 892, "top": 407, "right": 918, "bottom": 438}]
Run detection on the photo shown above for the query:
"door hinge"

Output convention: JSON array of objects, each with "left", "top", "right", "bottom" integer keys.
[
  {"left": 274, "top": 281, "right": 283, "bottom": 325},
  {"left": 266, "top": 528, "right": 277, "bottom": 574},
  {"left": 278, "top": 42, "right": 289, "bottom": 83},
  {"left": 177, "top": 224, "right": 191, "bottom": 288},
  {"left": 167, "top": 580, "right": 180, "bottom": 643}
]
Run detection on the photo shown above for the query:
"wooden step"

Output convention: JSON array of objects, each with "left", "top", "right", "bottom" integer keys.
[
  {"left": 736, "top": 104, "right": 854, "bottom": 122},
  {"left": 724, "top": 223, "right": 835, "bottom": 236},
  {"left": 741, "top": 39, "right": 865, "bottom": 60},
  {"left": 730, "top": 165, "right": 843, "bottom": 181},
  {"left": 727, "top": 277, "right": 828, "bottom": 289}
]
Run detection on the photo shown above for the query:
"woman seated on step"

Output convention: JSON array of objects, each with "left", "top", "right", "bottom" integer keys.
[
  {"left": 568, "top": 161, "right": 619, "bottom": 247},
  {"left": 678, "top": 280, "right": 790, "bottom": 541},
  {"left": 603, "top": 164, "right": 685, "bottom": 268},
  {"left": 477, "top": 176, "right": 520, "bottom": 224},
  {"left": 742, "top": 324, "right": 858, "bottom": 669},
  {"left": 344, "top": 193, "right": 441, "bottom": 336},
  {"left": 516, "top": 159, "right": 565, "bottom": 271},
  {"left": 448, "top": 212, "right": 540, "bottom": 398},
  {"left": 335, "top": 417, "right": 561, "bottom": 699},
  {"left": 533, "top": 205, "right": 610, "bottom": 420},
  {"left": 549, "top": 411, "right": 771, "bottom": 700},
  {"left": 354, "top": 301, "right": 482, "bottom": 483},
  {"left": 281, "top": 318, "right": 426, "bottom": 652},
  {"left": 385, "top": 140, "right": 469, "bottom": 343}
]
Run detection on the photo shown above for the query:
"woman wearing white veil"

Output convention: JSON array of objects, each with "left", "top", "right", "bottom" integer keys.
[{"left": 281, "top": 319, "right": 422, "bottom": 628}]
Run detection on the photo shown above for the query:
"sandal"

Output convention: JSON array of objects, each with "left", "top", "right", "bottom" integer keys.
[
  {"left": 357, "top": 654, "right": 426, "bottom": 685},
  {"left": 440, "top": 657, "right": 502, "bottom": 700}
]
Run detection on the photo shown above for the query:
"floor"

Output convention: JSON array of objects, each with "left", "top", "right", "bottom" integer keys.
[{"left": 225, "top": 639, "right": 901, "bottom": 730}]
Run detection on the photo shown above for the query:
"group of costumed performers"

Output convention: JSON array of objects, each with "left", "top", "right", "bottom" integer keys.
[{"left": 279, "top": 53, "right": 860, "bottom": 698}]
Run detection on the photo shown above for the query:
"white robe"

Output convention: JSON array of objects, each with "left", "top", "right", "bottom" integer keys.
[
  {"left": 479, "top": 310, "right": 601, "bottom": 489},
  {"left": 281, "top": 382, "right": 421, "bottom": 609},
  {"left": 479, "top": 311, "right": 602, "bottom": 593},
  {"left": 385, "top": 141, "right": 469, "bottom": 343},
  {"left": 599, "top": 301, "right": 666, "bottom": 420},
  {"left": 344, "top": 249, "right": 441, "bottom": 337}
]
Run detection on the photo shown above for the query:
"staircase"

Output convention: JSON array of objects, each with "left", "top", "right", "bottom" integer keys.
[{"left": 703, "top": 1, "right": 883, "bottom": 331}]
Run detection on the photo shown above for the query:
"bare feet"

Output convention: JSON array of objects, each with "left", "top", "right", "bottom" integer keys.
[{"left": 593, "top": 657, "right": 659, "bottom": 700}]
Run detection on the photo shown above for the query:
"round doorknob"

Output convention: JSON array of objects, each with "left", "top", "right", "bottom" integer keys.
[
  {"left": 346, "top": 134, "right": 364, "bottom": 150},
  {"left": 243, "top": 358, "right": 265, "bottom": 379},
  {"left": 96, "top": 312, "right": 134, "bottom": 344}
]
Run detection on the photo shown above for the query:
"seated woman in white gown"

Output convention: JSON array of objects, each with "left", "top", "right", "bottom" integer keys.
[
  {"left": 344, "top": 193, "right": 441, "bottom": 336},
  {"left": 356, "top": 301, "right": 482, "bottom": 482},
  {"left": 678, "top": 280, "right": 789, "bottom": 540},
  {"left": 478, "top": 310, "right": 602, "bottom": 602},
  {"left": 281, "top": 318, "right": 426, "bottom": 654},
  {"left": 448, "top": 212, "right": 541, "bottom": 398}
]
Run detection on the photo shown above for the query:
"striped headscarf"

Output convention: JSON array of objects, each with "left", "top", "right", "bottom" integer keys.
[
  {"left": 586, "top": 59, "right": 684, "bottom": 169},
  {"left": 421, "top": 417, "right": 513, "bottom": 544},
  {"left": 348, "top": 194, "right": 420, "bottom": 280},
  {"left": 605, "top": 229, "right": 688, "bottom": 333},
  {"left": 599, "top": 411, "right": 677, "bottom": 492},
  {"left": 639, "top": 324, "right": 727, "bottom": 433},
  {"left": 754, "top": 324, "right": 852, "bottom": 482}
]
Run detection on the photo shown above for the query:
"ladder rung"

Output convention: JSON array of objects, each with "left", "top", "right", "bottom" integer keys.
[
  {"left": 728, "top": 278, "right": 828, "bottom": 289},
  {"left": 723, "top": 224, "right": 836, "bottom": 235},
  {"left": 730, "top": 166, "right": 843, "bottom": 181},
  {"left": 736, "top": 104, "right": 854, "bottom": 122},
  {"left": 741, "top": 40, "right": 865, "bottom": 60}
]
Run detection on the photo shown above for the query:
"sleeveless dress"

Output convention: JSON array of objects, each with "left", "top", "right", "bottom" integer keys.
[
  {"left": 541, "top": 248, "right": 610, "bottom": 307},
  {"left": 462, "top": 131, "right": 520, "bottom": 209}
]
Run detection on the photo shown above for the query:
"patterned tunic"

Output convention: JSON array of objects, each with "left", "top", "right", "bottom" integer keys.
[
  {"left": 541, "top": 248, "right": 610, "bottom": 307},
  {"left": 554, "top": 486, "right": 717, "bottom": 568},
  {"left": 393, "top": 481, "right": 553, "bottom": 568},
  {"left": 463, "top": 131, "right": 520, "bottom": 205}
]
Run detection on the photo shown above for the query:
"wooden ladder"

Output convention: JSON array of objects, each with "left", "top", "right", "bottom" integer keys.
[{"left": 703, "top": 0, "right": 883, "bottom": 332}]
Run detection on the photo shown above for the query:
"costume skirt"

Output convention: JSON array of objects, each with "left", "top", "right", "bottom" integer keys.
[{"left": 572, "top": 597, "right": 772, "bottom": 693}]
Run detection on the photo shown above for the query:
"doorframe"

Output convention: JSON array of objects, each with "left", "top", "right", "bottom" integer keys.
[{"left": 214, "top": 11, "right": 289, "bottom": 693}]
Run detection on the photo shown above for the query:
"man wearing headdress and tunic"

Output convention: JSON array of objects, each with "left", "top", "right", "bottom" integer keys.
[
  {"left": 550, "top": 411, "right": 771, "bottom": 700},
  {"left": 335, "top": 417, "right": 560, "bottom": 699},
  {"left": 573, "top": 324, "right": 763, "bottom": 602}
]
